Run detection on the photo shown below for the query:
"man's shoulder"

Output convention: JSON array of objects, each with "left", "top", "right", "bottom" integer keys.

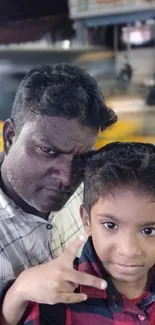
[
  {"left": 0, "top": 152, "right": 14, "bottom": 220},
  {"left": 51, "top": 184, "right": 84, "bottom": 258},
  {"left": 0, "top": 151, "right": 4, "bottom": 164},
  {"left": 53, "top": 183, "right": 83, "bottom": 220},
  {"left": 0, "top": 187, "right": 16, "bottom": 220},
  {"left": 64, "top": 183, "right": 84, "bottom": 209}
]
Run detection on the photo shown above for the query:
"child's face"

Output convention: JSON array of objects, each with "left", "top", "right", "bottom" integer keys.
[{"left": 81, "top": 189, "right": 155, "bottom": 285}]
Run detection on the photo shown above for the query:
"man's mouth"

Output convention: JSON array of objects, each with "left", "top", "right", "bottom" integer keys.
[{"left": 43, "top": 187, "right": 71, "bottom": 194}]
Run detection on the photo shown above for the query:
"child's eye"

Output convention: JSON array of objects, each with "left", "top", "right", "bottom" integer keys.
[
  {"left": 141, "top": 227, "right": 155, "bottom": 236},
  {"left": 103, "top": 222, "right": 118, "bottom": 230}
]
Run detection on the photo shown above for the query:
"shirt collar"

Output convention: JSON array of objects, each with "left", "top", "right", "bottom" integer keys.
[{"left": 77, "top": 237, "right": 122, "bottom": 311}]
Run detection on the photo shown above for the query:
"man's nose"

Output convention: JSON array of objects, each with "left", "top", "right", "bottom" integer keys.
[
  {"left": 116, "top": 232, "right": 141, "bottom": 258},
  {"left": 53, "top": 157, "right": 73, "bottom": 188},
  {"left": 59, "top": 165, "right": 72, "bottom": 188}
]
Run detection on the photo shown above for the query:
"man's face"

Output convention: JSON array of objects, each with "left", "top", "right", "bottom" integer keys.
[
  {"left": 3, "top": 116, "right": 97, "bottom": 212},
  {"left": 81, "top": 189, "right": 155, "bottom": 287}
]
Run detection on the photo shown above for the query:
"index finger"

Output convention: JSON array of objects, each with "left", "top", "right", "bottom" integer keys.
[
  {"left": 64, "top": 268, "right": 107, "bottom": 290},
  {"left": 62, "top": 235, "right": 87, "bottom": 264}
]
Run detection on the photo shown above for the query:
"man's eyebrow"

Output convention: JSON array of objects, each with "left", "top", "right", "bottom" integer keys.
[
  {"left": 75, "top": 149, "right": 96, "bottom": 166},
  {"left": 32, "top": 135, "right": 73, "bottom": 154},
  {"left": 77, "top": 149, "right": 96, "bottom": 159},
  {"left": 47, "top": 144, "right": 74, "bottom": 155}
]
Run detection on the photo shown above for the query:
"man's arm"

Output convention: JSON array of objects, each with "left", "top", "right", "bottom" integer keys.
[
  {"left": 0, "top": 254, "right": 22, "bottom": 325},
  {"left": 1, "top": 282, "right": 29, "bottom": 325}
]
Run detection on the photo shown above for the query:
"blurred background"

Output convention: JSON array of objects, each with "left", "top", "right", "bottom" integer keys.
[{"left": 0, "top": 0, "right": 154, "bottom": 150}]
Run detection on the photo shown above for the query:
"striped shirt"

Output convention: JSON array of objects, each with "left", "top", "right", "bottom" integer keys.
[{"left": 0, "top": 183, "right": 84, "bottom": 290}]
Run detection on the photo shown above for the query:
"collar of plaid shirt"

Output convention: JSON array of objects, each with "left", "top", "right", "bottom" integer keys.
[
  {"left": 24, "top": 236, "right": 155, "bottom": 325},
  {"left": 68, "top": 237, "right": 155, "bottom": 325}
]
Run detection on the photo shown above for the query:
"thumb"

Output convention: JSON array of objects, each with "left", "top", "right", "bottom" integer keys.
[{"left": 61, "top": 235, "right": 87, "bottom": 266}]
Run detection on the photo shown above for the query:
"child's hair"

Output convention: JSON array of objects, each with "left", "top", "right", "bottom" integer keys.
[{"left": 84, "top": 142, "right": 155, "bottom": 213}]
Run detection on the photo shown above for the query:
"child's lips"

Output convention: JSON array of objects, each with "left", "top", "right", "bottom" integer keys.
[{"left": 112, "top": 262, "right": 144, "bottom": 274}]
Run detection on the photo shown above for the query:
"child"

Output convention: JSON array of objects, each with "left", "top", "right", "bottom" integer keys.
[{"left": 25, "top": 141, "right": 155, "bottom": 324}]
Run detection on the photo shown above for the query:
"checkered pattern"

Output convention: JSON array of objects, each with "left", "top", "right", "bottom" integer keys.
[
  {"left": 24, "top": 237, "right": 155, "bottom": 325},
  {"left": 21, "top": 303, "right": 40, "bottom": 325},
  {"left": 0, "top": 183, "right": 84, "bottom": 294},
  {"left": 67, "top": 238, "right": 155, "bottom": 325},
  {"left": 50, "top": 183, "right": 84, "bottom": 258}
]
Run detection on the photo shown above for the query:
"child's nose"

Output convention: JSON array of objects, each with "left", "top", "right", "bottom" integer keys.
[{"left": 116, "top": 233, "right": 142, "bottom": 258}]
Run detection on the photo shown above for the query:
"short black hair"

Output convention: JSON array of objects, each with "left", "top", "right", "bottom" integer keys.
[
  {"left": 11, "top": 63, "right": 117, "bottom": 132},
  {"left": 84, "top": 142, "right": 155, "bottom": 213}
]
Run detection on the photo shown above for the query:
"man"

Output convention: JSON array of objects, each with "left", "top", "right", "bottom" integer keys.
[{"left": 0, "top": 63, "right": 117, "bottom": 324}]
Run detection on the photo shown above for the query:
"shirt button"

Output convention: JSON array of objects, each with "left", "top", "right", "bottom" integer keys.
[
  {"left": 46, "top": 224, "right": 52, "bottom": 230},
  {"left": 138, "top": 315, "right": 146, "bottom": 321}
]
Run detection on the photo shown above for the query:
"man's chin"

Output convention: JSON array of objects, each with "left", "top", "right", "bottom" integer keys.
[{"left": 37, "top": 200, "right": 67, "bottom": 213}]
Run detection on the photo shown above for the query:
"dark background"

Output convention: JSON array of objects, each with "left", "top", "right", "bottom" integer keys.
[
  {"left": 0, "top": 0, "right": 68, "bottom": 22},
  {"left": 0, "top": 1, "right": 153, "bottom": 49},
  {"left": 0, "top": 0, "right": 117, "bottom": 48}
]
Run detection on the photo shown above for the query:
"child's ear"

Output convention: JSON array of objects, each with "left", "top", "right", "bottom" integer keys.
[{"left": 80, "top": 204, "right": 92, "bottom": 236}]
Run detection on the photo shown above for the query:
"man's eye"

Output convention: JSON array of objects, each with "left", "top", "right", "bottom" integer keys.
[
  {"left": 103, "top": 222, "right": 118, "bottom": 230},
  {"left": 39, "top": 147, "right": 57, "bottom": 156},
  {"left": 141, "top": 227, "right": 155, "bottom": 236}
]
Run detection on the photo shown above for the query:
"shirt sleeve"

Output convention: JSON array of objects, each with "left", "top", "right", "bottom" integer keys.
[
  {"left": 0, "top": 279, "right": 15, "bottom": 307},
  {"left": 0, "top": 251, "right": 16, "bottom": 293}
]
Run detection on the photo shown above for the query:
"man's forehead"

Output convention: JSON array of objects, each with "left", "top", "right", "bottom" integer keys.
[
  {"left": 22, "top": 126, "right": 96, "bottom": 157},
  {"left": 25, "top": 114, "right": 95, "bottom": 131},
  {"left": 33, "top": 132, "right": 94, "bottom": 152},
  {"left": 23, "top": 116, "right": 97, "bottom": 145}
]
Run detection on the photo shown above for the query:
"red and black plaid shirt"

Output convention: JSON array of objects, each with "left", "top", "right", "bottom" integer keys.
[{"left": 24, "top": 237, "right": 155, "bottom": 325}]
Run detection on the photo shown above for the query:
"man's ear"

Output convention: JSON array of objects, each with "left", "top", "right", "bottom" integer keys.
[
  {"left": 3, "top": 119, "right": 16, "bottom": 154},
  {"left": 80, "top": 204, "right": 92, "bottom": 236}
]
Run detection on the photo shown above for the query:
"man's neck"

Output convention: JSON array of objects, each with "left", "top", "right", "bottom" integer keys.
[{"left": 0, "top": 164, "right": 49, "bottom": 220}]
